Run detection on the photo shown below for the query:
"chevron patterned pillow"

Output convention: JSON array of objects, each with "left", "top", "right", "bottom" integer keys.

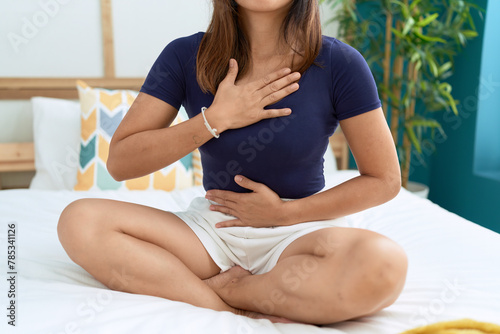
[{"left": 74, "top": 80, "right": 194, "bottom": 191}]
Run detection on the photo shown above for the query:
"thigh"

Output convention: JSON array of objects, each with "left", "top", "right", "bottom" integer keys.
[
  {"left": 277, "top": 226, "right": 395, "bottom": 262},
  {"left": 58, "top": 198, "right": 221, "bottom": 279}
]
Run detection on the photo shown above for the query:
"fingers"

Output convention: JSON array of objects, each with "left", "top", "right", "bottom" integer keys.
[
  {"left": 222, "top": 58, "right": 239, "bottom": 85},
  {"left": 261, "top": 81, "right": 300, "bottom": 107},
  {"left": 254, "top": 67, "right": 292, "bottom": 90},
  {"left": 259, "top": 71, "right": 301, "bottom": 98},
  {"left": 234, "top": 175, "right": 263, "bottom": 192},
  {"left": 205, "top": 190, "right": 239, "bottom": 206},
  {"left": 215, "top": 219, "right": 243, "bottom": 228},
  {"left": 260, "top": 108, "right": 293, "bottom": 120}
]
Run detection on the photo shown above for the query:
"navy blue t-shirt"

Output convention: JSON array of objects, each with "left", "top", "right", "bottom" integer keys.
[{"left": 140, "top": 32, "right": 381, "bottom": 199}]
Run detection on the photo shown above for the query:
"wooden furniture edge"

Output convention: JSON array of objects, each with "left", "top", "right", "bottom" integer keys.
[
  {"left": 0, "top": 143, "right": 35, "bottom": 189},
  {"left": 0, "top": 78, "right": 145, "bottom": 100}
]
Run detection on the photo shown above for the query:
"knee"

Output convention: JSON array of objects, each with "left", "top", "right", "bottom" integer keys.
[
  {"left": 360, "top": 234, "right": 408, "bottom": 312},
  {"left": 58, "top": 199, "right": 100, "bottom": 259}
]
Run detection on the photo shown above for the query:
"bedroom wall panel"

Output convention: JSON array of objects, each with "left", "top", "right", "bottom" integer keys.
[
  {"left": 111, "top": 0, "right": 212, "bottom": 78},
  {"left": 0, "top": 0, "right": 103, "bottom": 77}
]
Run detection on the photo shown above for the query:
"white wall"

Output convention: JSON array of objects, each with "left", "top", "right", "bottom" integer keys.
[{"left": 0, "top": 0, "right": 338, "bottom": 187}]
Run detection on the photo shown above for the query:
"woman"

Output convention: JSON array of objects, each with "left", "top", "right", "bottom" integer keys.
[{"left": 58, "top": 0, "right": 407, "bottom": 325}]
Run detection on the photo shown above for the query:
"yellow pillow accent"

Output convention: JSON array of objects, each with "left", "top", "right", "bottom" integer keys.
[
  {"left": 100, "top": 90, "right": 123, "bottom": 111},
  {"left": 98, "top": 135, "right": 109, "bottom": 163},
  {"left": 153, "top": 169, "right": 176, "bottom": 191},
  {"left": 400, "top": 319, "right": 500, "bottom": 334},
  {"left": 193, "top": 149, "right": 203, "bottom": 186},
  {"left": 79, "top": 86, "right": 97, "bottom": 117},
  {"left": 74, "top": 162, "right": 95, "bottom": 191},
  {"left": 125, "top": 175, "right": 151, "bottom": 190},
  {"left": 81, "top": 109, "right": 96, "bottom": 142}
]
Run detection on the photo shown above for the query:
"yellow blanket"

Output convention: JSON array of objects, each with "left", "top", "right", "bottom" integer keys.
[{"left": 401, "top": 319, "right": 500, "bottom": 334}]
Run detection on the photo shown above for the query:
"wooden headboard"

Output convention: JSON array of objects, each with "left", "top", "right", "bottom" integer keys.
[{"left": 0, "top": 0, "right": 349, "bottom": 189}]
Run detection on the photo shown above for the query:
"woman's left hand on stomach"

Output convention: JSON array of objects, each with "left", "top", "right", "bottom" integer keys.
[{"left": 205, "top": 175, "right": 287, "bottom": 228}]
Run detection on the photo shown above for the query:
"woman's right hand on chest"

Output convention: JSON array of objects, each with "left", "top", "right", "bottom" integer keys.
[{"left": 206, "top": 59, "right": 300, "bottom": 132}]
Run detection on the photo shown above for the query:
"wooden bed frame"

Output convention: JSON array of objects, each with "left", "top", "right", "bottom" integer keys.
[{"left": 0, "top": 0, "right": 349, "bottom": 189}]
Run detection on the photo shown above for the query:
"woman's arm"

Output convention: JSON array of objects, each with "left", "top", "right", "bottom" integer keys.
[
  {"left": 108, "top": 59, "right": 300, "bottom": 181},
  {"left": 108, "top": 93, "right": 215, "bottom": 181},
  {"left": 279, "top": 107, "right": 401, "bottom": 225},
  {"left": 206, "top": 107, "right": 401, "bottom": 227}
]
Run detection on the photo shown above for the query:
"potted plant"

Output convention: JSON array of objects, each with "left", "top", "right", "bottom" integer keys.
[{"left": 320, "top": 0, "right": 482, "bottom": 194}]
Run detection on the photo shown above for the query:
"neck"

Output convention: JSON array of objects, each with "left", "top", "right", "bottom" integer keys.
[{"left": 238, "top": 6, "right": 291, "bottom": 61}]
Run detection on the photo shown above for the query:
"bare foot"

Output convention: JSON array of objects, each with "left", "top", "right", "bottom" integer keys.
[
  {"left": 204, "top": 266, "right": 251, "bottom": 295},
  {"left": 205, "top": 267, "right": 297, "bottom": 324}
]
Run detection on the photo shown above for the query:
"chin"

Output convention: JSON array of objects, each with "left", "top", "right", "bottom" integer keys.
[{"left": 235, "top": 0, "right": 293, "bottom": 13}]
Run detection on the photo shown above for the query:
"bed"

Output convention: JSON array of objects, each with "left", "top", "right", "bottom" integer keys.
[
  {"left": 1, "top": 93, "right": 500, "bottom": 334},
  {"left": 1, "top": 168, "right": 500, "bottom": 334}
]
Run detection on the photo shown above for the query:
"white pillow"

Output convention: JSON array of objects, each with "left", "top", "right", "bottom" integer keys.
[
  {"left": 30, "top": 97, "right": 81, "bottom": 190},
  {"left": 323, "top": 142, "right": 338, "bottom": 174}
]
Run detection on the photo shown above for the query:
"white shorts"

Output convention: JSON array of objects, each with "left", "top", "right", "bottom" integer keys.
[{"left": 172, "top": 197, "right": 348, "bottom": 275}]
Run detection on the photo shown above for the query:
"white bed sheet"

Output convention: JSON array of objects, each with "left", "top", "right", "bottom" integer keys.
[{"left": 1, "top": 170, "right": 499, "bottom": 334}]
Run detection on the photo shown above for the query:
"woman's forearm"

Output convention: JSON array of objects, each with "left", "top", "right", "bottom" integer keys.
[
  {"left": 108, "top": 111, "right": 218, "bottom": 181},
  {"left": 280, "top": 174, "right": 401, "bottom": 226}
]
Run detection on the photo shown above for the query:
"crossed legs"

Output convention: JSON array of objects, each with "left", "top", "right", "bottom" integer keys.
[
  {"left": 58, "top": 198, "right": 407, "bottom": 324},
  {"left": 205, "top": 228, "right": 408, "bottom": 324}
]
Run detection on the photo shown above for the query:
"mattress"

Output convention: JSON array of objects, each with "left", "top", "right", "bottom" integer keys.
[{"left": 1, "top": 170, "right": 499, "bottom": 334}]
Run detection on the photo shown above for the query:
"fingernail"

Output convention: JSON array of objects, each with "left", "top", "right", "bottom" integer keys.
[
  {"left": 285, "top": 109, "right": 292, "bottom": 115},
  {"left": 292, "top": 83, "right": 299, "bottom": 89},
  {"left": 215, "top": 224, "right": 221, "bottom": 228},
  {"left": 283, "top": 68, "right": 291, "bottom": 74},
  {"left": 235, "top": 175, "right": 243, "bottom": 182},
  {"left": 229, "top": 59, "right": 234, "bottom": 68}
]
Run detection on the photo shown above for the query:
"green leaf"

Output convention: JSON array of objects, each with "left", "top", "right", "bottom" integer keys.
[
  {"left": 462, "top": 30, "right": 478, "bottom": 38},
  {"left": 427, "top": 57, "right": 439, "bottom": 77},
  {"left": 414, "top": 31, "right": 447, "bottom": 43},
  {"left": 409, "top": 0, "right": 422, "bottom": 12},
  {"left": 415, "top": 59, "right": 422, "bottom": 72},
  {"left": 439, "top": 82, "right": 452, "bottom": 93},
  {"left": 391, "top": 28, "right": 405, "bottom": 39},
  {"left": 391, "top": 0, "right": 410, "bottom": 18},
  {"left": 438, "top": 62, "right": 453, "bottom": 76},
  {"left": 416, "top": 13, "right": 439, "bottom": 27},
  {"left": 405, "top": 125, "right": 422, "bottom": 154},
  {"left": 402, "top": 16, "right": 415, "bottom": 36},
  {"left": 408, "top": 119, "right": 442, "bottom": 129},
  {"left": 445, "top": 94, "right": 459, "bottom": 115},
  {"left": 410, "top": 52, "right": 420, "bottom": 63}
]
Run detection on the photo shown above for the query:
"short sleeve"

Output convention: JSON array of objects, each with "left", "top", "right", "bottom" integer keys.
[
  {"left": 329, "top": 39, "right": 381, "bottom": 120},
  {"left": 140, "top": 38, "right": 187, "bottom": 110}
]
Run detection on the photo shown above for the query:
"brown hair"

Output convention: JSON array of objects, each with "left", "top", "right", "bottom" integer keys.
[{"left": 196, "top": 0, "right": 322, "bottom": 95}]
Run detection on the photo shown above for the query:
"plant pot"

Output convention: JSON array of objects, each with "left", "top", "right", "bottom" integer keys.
[{"left": 406, "top": 181, "right": 429, "bottom": 199}]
